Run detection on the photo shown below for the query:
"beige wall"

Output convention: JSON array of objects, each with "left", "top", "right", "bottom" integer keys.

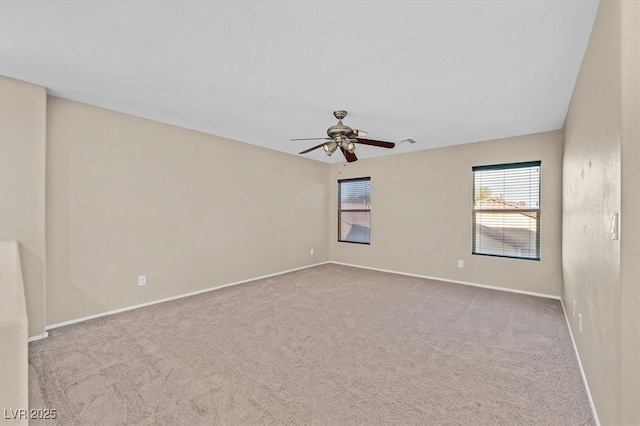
[
  {"left": 619, "top": 3, "right": 640, "bottom": 425},
  {"left": 46, "top": 97, "right": 329, "bottom": 326},
  {"left": 329, "top": 130, "right": 563, "bottom": 297},
  {"left": 0, "top": 76, "right": 46, "bottom": 338},
  {"left": 563, "top": 1, "right": 639, "bottom": 425},
  {"left": 0, "top": 241, "right": 29, "bottom": 425}
]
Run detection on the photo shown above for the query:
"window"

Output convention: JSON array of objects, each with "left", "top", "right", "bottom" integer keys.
[
  {"left": 338, "top": 177, "right": 371, "bottom": 244},
  {"left": 472, "top": 161, "right": 541, "bottom": 260}
]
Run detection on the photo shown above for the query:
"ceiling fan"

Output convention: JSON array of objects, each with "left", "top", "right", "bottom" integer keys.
[{"left": 291, "top": 110, "right": 395, "bottom": 162}]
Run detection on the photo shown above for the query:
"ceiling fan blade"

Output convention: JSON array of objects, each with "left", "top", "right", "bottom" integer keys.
[
  {"left": 340, "top": 147, "right": 358, "bottom": 163},
  {"left": 349, "top": 129, "right": 368, "bottom": 137},
  {"left": 290, "top": 137, "right": 331, "bottom": 141},
  {"left": 354, "top": 138, "right": 395, "bottom": 149},
  {"left": 299, "top": 142, "right": 327, "bottom": 154}
]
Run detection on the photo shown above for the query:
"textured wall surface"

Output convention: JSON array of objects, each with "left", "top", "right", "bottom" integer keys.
[
  {"left": 563, "top": 2, "right": 639, "bottom": 424},
  {"left": 46, "top": 97, "right": 329, "bottom": 326},
  {"left": 329, "top": 130, "right": 563, "bottom": 297},
  {"left": 0, "top": 76, "right": 46, "bottom": 338},
  {"left": 619, "top": 2, "right": 640, "bottom": 425}
]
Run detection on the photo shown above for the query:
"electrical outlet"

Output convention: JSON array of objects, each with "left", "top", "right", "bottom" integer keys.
[
  {"left": 578, "top": 313, "right": 583, "bottom": 333},
  {"left": 138, "top": 275, "right": 146, "bottom": 287},
  {"left": 572, "top": 300, "right": 576, "bottom": 317},
  {"left": 457, "top": 260, "right": 464, "bottom": 268},
  {"left": 310, "top": 248, "right": 314, "bottom": 255}
]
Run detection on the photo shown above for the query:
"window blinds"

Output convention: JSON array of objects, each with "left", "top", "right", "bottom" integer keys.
[
  {"left": 338, "top": 178, "right": 371, "bottom": 244},
  {"left": 472, "top": 162, "right": 541, "bottom": 260}
]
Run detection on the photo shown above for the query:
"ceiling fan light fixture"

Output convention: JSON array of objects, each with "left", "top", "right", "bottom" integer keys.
[
  {"left": 323, "top": 142, "right": 338, "bottom": 156},
  {"left": 346, "top": 141, "right": 356, "bottom": 153}
]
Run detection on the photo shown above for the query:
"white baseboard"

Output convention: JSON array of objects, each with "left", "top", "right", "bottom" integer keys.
[
  {"left": 27, "top": 331, "right": 48, "bottom": 342},
  {"left": 560, "top": 299, "right": 600, "bottom": 426},
  {"left": 44, "top": 260, "right": 560, "bottom": 331},
  {"left": 46, "top": 261, "right": 330, "bottom": 331},
  {"left": 329, "top": 261, "right": 561, "bottom": 300}
]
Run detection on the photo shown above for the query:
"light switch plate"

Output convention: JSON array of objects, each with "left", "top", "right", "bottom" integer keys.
[{"left": 610, "top": 213, "right": 619, "bottom": 240}]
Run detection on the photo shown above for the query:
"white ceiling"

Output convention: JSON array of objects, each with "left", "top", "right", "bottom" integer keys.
[{"left": 1, "top": 1, "right": 598, "bottom": 163}]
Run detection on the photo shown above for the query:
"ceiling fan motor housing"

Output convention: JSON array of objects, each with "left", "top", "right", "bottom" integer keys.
[{"left": 327, "top": 121, "right": 353, "bottom": 139}]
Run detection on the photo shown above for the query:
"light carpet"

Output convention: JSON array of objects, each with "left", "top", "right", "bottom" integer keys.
[{"left": 29, "top": 264, "right": 594, "bottom": 425}]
